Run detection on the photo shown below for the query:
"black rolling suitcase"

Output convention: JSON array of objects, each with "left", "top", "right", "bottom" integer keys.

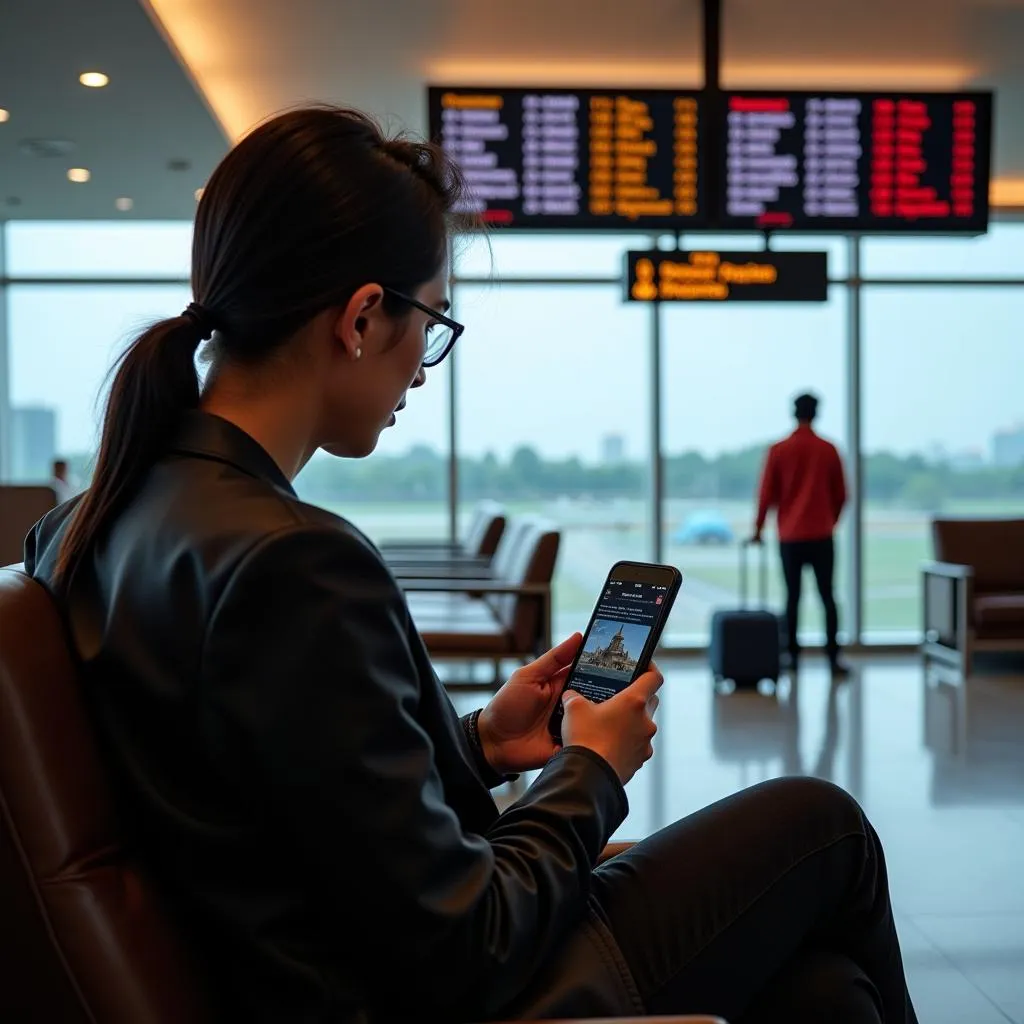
[{"left": 709, "top": 541, "right": 781, "bottom": 689}]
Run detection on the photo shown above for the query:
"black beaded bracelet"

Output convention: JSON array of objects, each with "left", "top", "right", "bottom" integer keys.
[{"left": 464, "top": 709, "right": 519, "bottom": 786}]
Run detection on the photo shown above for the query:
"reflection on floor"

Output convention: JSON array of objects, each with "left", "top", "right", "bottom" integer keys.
[{"left": 450, "top": 655, "right": 1024, "bottom": 1024}]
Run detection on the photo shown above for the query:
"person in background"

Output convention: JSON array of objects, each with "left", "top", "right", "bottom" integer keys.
[
  {"left": 752, "top": 392, "right": 849, "bottom": 676},
  {"left": 51, "top": 458, "right": 74, "bottom": 504}
]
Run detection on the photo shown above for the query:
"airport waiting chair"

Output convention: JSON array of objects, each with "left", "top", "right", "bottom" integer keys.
[
  {"left": 404, "top": 518, "right": 560, "bottom": 684},
  {"left": 922, "top": 517, "right": 1024, "bottom": 676},
  {"left": 0, "top": 566, "right": 722, "bottom": 1024},
  {"left": 380, "top": 499, "right": 506, "bottom": 562},
  {"left": 0, "top": 485, "right": 57, "bottom": 566}
]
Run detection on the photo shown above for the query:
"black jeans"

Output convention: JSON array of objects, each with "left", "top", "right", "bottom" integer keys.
[
  {"left": 780, "top": 537, "right": 840, "bottom": 665},
  {"left": 590, "top": 777, "right": 918, "bottom": 1023}
]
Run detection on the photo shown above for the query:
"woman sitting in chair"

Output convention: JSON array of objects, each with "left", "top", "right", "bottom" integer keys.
[{"left": 26, "top": 107, "right": 918, "bottom": 1024}]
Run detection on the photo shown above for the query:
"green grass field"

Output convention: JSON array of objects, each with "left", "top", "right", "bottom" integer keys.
[{"left": 316, "top": 496, "right": 1017, "bottom": 644}]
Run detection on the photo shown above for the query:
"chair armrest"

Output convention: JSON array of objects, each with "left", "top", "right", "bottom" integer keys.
[
  {"left": 389, "top": 559, "right": 493, "bottom": 575},
  {"left": 392, "top": 565, "right": 496, "bottom": 581},
  {"left": 922, "top": 560, "right": 973, "bottom": 580},
  {"left": 385, "top": 551, "right": 486, "bottom": 564},
  {"left": 380, "top": 540, "right": 466, "bottom": 552},
  {"left": 922, "top": 561, "right": 974, "bottom": 658},
  {"left": 401, "top": 579, "right": 549, "bottom": 596}
]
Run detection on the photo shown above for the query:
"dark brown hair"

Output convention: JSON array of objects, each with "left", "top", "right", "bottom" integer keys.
[{"left": 53, "top": 106, "right": 468, "bottom": 588}]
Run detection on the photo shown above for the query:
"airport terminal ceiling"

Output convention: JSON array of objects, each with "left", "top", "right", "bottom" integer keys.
[
  {"left": 1, "top": 0, "right": 1023, "bottom": 218},
  {"left": 149, "top": 0, "right": 1024, "bottom": 186},
  {"left": 0, "top": 0, "right": 226, "bottom": 220}
]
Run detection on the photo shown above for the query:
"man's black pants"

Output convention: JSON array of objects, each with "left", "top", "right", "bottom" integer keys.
[{"left": 780, "top": 536, "right": 839, "bottom": 666}]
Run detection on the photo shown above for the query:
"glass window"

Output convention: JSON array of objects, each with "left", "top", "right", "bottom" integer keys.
[
  {"left": 862, "top": 285, "right": 1024, "bottom": 638},
  {"left": 293, "top": 366, "right": 451, "bottom": 541},
  {"left": 453, "top": 282, "right": 653, "bottom": 641},
  {"left": 7, "top": 284, "right": 191, "bottom": 483},
  {"left": 660, "top": 288, "right": 849, "bottom": 645},
  {"left": 6, "top": 222, "right": 192, "bottom": 278},
  {"left": 455, "top": 232, "right": 654, "bottom": 280},
  {"left": 862, "top": 221, "right": 1024, "bottom": 279},
  {"left": 768, "top": 234, "right": 849, "bottom": 279}
]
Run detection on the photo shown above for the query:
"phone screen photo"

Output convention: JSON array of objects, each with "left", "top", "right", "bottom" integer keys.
[{"left": 549, "top": 561, "right": 682, "bottom": 738}]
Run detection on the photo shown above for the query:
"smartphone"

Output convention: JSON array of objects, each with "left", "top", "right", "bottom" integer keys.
[{"left": 549, "top": 560, "right": 682, "bottom": 739}]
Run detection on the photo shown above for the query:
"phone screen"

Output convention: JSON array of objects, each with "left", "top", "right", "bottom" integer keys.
[{"left": 550, "top": 562, "right": 681, "bottom": 737}]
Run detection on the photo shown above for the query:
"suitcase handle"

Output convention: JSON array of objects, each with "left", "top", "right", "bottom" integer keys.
[{"left": 739, "top": 539, "right": 768, "bottom": 610}]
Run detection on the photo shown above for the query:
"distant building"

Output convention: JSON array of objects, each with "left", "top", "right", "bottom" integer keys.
[
  {"left": 10, "top": 406, "right": 57, "bottom": 482},
  {"left": 993, "top": 425, "right": 1024, "bottom": 468},
  {"left": 950, "top": 448, "right": 985, "bottom": 471},
  {"left": 601, "top": 434, "right": 626, "bottom": 464}
]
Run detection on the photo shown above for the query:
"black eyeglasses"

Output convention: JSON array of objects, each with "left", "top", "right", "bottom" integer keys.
[{"left": 383, "top": 287, "right": 464, "bottom": 368}]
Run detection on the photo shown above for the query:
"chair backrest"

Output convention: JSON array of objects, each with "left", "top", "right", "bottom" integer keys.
[
  {"left": 487, "top": 519, "right": 561, "bottom": 652},
  {"left": 0, "top": 568, "right": 214, "bottom": 1024},
  {"left": 0, "top": 485, "right": 57, "bottom": 566},
  {"left": 464, "top": 501, "right": 506, "bottom": 560},
  {"left": 489, "top": 515, "right": 533, "bottom": 579},
  {"left": 932, "top": 518, "right": 1024, "bottom": 593}
]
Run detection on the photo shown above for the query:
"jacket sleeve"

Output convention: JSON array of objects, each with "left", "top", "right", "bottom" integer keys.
[
  {"left": 200, "top": 524, "right": 627, "bottom": 1018},
  {"left": 755, "top": 446, "right": 777, "bottom": 533}
]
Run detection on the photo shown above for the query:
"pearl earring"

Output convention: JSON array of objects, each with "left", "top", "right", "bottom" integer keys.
[{"left": 354, "top": 347, "right": 362, "bottom": 360}]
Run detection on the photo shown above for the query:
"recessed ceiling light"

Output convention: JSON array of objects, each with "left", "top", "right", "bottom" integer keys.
[
  {"left": 67, "top": 167, "right": 91, "bottom": 183},
  {"left": 115, "top": 196, "right": 133, "bottom": 211},
  {"left": 0, "top": 109, "right": 9, "bottom": 123},
  {"left": 194, "top": 187, "right": 204, "bottom": 201},
  {"left": 79, "top": 72, "right": 109, "bottom": 88}
]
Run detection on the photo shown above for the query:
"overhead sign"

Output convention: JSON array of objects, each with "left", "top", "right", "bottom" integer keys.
[
  {"left": 718, "top": 91, "right": 992, "bottom": 233},
  {"left": 428, "top": 86, "right": 707, "bottom": 229},
  {"left": 625, "top": 250, "right": 829, "bottom": 302}
]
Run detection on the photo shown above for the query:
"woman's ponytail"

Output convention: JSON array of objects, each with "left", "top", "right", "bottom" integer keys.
[{"left": 52, "top": 314, "right": 205, "bottom": 589}]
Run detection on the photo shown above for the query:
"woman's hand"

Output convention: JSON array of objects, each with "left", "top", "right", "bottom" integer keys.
[{"left": 477, "top": 634, "right": 582, "bottom": 775}]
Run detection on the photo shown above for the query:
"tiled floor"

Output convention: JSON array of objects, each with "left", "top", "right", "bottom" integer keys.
[{"left": 455, "top": 654, "right": 1024, "bottom": 1022}]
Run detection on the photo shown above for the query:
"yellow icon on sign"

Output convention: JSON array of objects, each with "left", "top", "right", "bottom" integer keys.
[{"left": 632, "top": 258, "right": 658, "bottom": 301}]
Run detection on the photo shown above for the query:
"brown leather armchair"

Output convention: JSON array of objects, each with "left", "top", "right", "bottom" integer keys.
[
  {"left": 0, "top": 567, "right": 721, "bottom": 1024},
  {"left": 922, "top": 518, "right": 1024, "bottom": 675}
]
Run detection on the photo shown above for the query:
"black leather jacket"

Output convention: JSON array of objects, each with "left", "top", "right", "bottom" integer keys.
[{"left": 25, "top": 412, "right": 637, "bottom": 1023}]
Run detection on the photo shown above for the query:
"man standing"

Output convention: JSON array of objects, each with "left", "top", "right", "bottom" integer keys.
[{"left": 752, "top": 393, "right": 848, "bottom": 676}]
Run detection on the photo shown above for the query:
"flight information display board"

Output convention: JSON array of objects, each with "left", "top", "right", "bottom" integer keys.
[
  {"left": 625, "top": 250, "right": 829, "bottom": 302},
  {"left": 720, "top": 91, "right": 992, "bottom": 232},
  {"left": 428, "top": 86, "right": 707, "bottom": 229}
]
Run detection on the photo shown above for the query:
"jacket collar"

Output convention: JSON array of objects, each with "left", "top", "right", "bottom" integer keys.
[{"left": 170, "top": 410, "right": 297, "bottom": 497}]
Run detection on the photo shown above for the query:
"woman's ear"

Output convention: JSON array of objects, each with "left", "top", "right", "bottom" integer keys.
[{"left": 335, "top": 284, "right": 385, "bottom": 359}]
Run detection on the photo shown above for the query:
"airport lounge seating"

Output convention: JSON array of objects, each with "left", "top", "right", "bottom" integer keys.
[
  {"left": 922, "top": 517, "right": 1024, "bottom": 676},
  {"left": 0, "top": 485, "right": 57, "bottom": 566},
  {"left": 0, "top": 566, "right": 721, "bottom": 1024},
  {"left": 392, "top": 514, "right": 534, "bottom": 586},
  {"left": 404, "top": 517, "right": 560, "bottom": 684},
  {"left": 380, "top": 499, "right": 506, "bottom": 562}
]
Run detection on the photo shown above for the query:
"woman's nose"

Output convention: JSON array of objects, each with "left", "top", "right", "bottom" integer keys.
[{"left": 412, "top": 367, "right": 427, "bottom": 388}]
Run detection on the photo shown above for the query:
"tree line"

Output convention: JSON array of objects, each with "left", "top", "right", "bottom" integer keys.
[{"left": 291, "top": 443, "right": 1024, "bottom": 509}]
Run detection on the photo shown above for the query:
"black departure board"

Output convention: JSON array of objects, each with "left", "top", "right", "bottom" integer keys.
[
  {"left": 625, "top": 250, "right": 829, "bottom": 302},
  {"left": 428, "top": 86, "right": 706, "bottom": 229},
  {"left": 720, "top": 91, "right": 992, "bottom": 233}
]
